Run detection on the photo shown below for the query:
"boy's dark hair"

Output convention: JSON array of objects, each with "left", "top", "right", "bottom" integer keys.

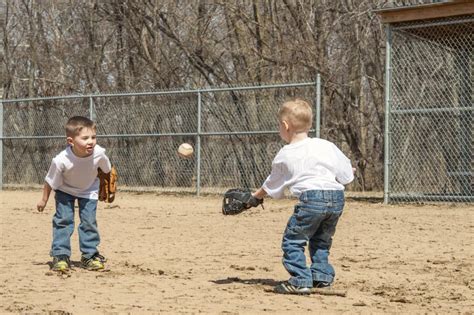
[{"left": 65, "top": 116, "right": 96, "bottom": 137}]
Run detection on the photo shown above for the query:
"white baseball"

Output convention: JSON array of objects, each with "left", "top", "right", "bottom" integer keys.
[{"left": 178, "top": 143, "right": 194, "bottom": 158}]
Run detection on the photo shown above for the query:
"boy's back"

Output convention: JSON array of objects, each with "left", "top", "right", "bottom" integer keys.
[{"left": 263, "top": 137, "right": 354, "bottom": 199}]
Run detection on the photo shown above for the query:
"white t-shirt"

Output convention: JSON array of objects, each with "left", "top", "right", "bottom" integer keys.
[
  {"left": 262, "top": 138, "right": 354, "bottom": 199},
  {"left": 45, "top": 144, "right": 111, "bottom": 199}
]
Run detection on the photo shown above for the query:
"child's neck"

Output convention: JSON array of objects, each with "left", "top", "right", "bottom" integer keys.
[
  {"left": 70, "top": 145, "right": 92, "bottom": 158},
  {"left": 289, "top": 132, "right": 308, "bottom": 144}
]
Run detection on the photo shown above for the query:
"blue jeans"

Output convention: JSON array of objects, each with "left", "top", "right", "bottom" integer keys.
[
  {"left": 50, "top": 190, "right": 100, "bottom": 259},
  {"left": 282, "top": 190, "right": 345, "bottom": 288}
]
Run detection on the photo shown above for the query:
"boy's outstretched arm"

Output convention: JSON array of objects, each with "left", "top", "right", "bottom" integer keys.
[
  {"left": 37, "top": 182, "right": 52, "bottom": 212},
  {"left": 253, "top": 187, "right": 267, "bottom": 200}
]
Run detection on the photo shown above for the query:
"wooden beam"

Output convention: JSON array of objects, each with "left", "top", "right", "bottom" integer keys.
[{"left": 377, "top": 2, "right": 474, "bottom": 24}]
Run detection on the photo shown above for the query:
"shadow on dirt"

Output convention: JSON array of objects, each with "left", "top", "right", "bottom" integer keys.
[{"left": 211, "top": 276, "right": 281, "bottom": 287}]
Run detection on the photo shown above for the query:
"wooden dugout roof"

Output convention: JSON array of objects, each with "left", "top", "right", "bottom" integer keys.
[{"left": 375, "top": 0, "right": 474, "bottom": 24}]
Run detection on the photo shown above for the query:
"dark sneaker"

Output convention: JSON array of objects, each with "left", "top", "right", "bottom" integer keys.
[
  {"left": 81, "top": 253, "right": 105, "bottom": 270},
  {"left": 52, "top": 255, "right": 70, "bottom": 272},
  {"left": 273, "top": 282, "right": 311, "bottom": 295},
  {"left": 313, "top": 281, "right": 331, "bottom": 288}
]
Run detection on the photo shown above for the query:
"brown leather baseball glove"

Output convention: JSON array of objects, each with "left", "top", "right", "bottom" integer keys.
[{"left": 98, "top": 166, "right": 117, "bottom": 203}]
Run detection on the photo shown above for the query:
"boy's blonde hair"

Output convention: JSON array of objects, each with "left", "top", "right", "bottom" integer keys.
[
  {"left": 278, "top": 99, "right": 313, "bottom": 132},
  {"left": 65, "top": 116, "right": 96, "bottom": 137}
]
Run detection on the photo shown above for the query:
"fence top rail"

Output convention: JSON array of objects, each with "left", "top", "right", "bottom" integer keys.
[
  {"left": 0, "top": 81, "right": 316, "bottom": 104},
  {"left": 1, "top": 129, "right": 322, "bottom": 140},
  {"left": 0, "top": 130, "right": 282, "bottom": 140},
  {"left": 391, "top": 106, "right": 473, "bottom": 114}
]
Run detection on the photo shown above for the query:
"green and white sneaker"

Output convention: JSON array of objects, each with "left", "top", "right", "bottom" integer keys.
[
  {"left": 52, "top": 255, "right": 70, "bottom": 272},
  {"left": 81, "top": 253, "right": 106, "bottom": 270}
]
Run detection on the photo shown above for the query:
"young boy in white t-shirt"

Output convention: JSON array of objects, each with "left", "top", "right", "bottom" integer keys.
[
  {"left": 37, "top": 116, "right": 111, "bottom": 272},
  {"left": 250, "top": 99, "right": 354, "bottom": 295}
]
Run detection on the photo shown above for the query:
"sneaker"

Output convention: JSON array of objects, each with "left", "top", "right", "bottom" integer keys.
[
  {"left": 273, "top": 282, "right": 311, "bottom": 295},
  {"left": 81, "top": 253, "right": 105, "bottom": 270},
  {"left": 313, "top": 281, "right": 331, "bottom": 288},
  {"left": 52, "top": 255, "right": 70, "bottom": 272},
  {"left": 94, "top": 253, "right": 107, "bottom": 263}
]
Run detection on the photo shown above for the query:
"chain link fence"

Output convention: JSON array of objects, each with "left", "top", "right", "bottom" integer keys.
[
  {"left": 386, "top": 15, "right": 473, "bottom": 203},
  {"left": 0, "top": 82, "right": 320, "bottom": 195}
]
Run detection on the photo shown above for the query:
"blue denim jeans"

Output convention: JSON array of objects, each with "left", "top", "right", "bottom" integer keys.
[
  {"left": 282, "top": 190, "right": 345, "bottom": 288},
  {"left": 50, "top": 190, "right": 100, "bottom": 259}
]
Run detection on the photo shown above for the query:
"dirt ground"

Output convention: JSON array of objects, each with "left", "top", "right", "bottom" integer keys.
[{"left": 0, "top": 190, "right": 472, "bottom": 314}]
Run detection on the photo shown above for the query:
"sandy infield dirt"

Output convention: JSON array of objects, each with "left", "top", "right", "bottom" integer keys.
[{"left": 0, "top": 190, "right": 472, "bottom": 314}]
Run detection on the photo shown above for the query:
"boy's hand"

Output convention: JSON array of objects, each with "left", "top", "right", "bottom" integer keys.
[
  {"left": 38, "top": 183, "right": 52, "bottom": 212},
  {"left": 247, "top": 195, "right": 263, "bottom": 208},
  {"left": 222, "top": 188, "right": 264, "bottom": 215},
  {"left": 37, "top": 199, "right": 47, "bottom": 212}
]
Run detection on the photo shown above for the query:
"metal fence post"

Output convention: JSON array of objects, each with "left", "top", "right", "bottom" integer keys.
[
  {"left": 89, "top": 97, "right": 96, "bottom": 121},
  {"left": 383, "top": 25, "right": 392, "bottom": 204},
  {"left": 315, "top": 73, "right": 321, "bottom": 138},
  {"left": 456, "top": 49, "right": 472, "bottom": 196},
  {"left": 0, "top": 98, "right": 3, "bottom": 191},
  {"left": 196, "top": 91, "right": 202, "bottom": 196}
]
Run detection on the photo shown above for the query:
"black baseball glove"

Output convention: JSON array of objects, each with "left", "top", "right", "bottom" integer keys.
[{"left": 222, "top": 188, "right": 263, "bottom": 215}]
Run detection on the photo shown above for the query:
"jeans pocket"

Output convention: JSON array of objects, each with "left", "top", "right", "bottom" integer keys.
[{"left": 292, "top": 206, "right": 325, "bottom": 237}]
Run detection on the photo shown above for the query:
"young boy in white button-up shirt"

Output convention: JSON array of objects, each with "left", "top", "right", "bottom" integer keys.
[
  {"left": 251, "top": 99, "right": 355, "bottom": 295},
  {"left": 37, "top": 116, "right": 111, "bottom": 272}
]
